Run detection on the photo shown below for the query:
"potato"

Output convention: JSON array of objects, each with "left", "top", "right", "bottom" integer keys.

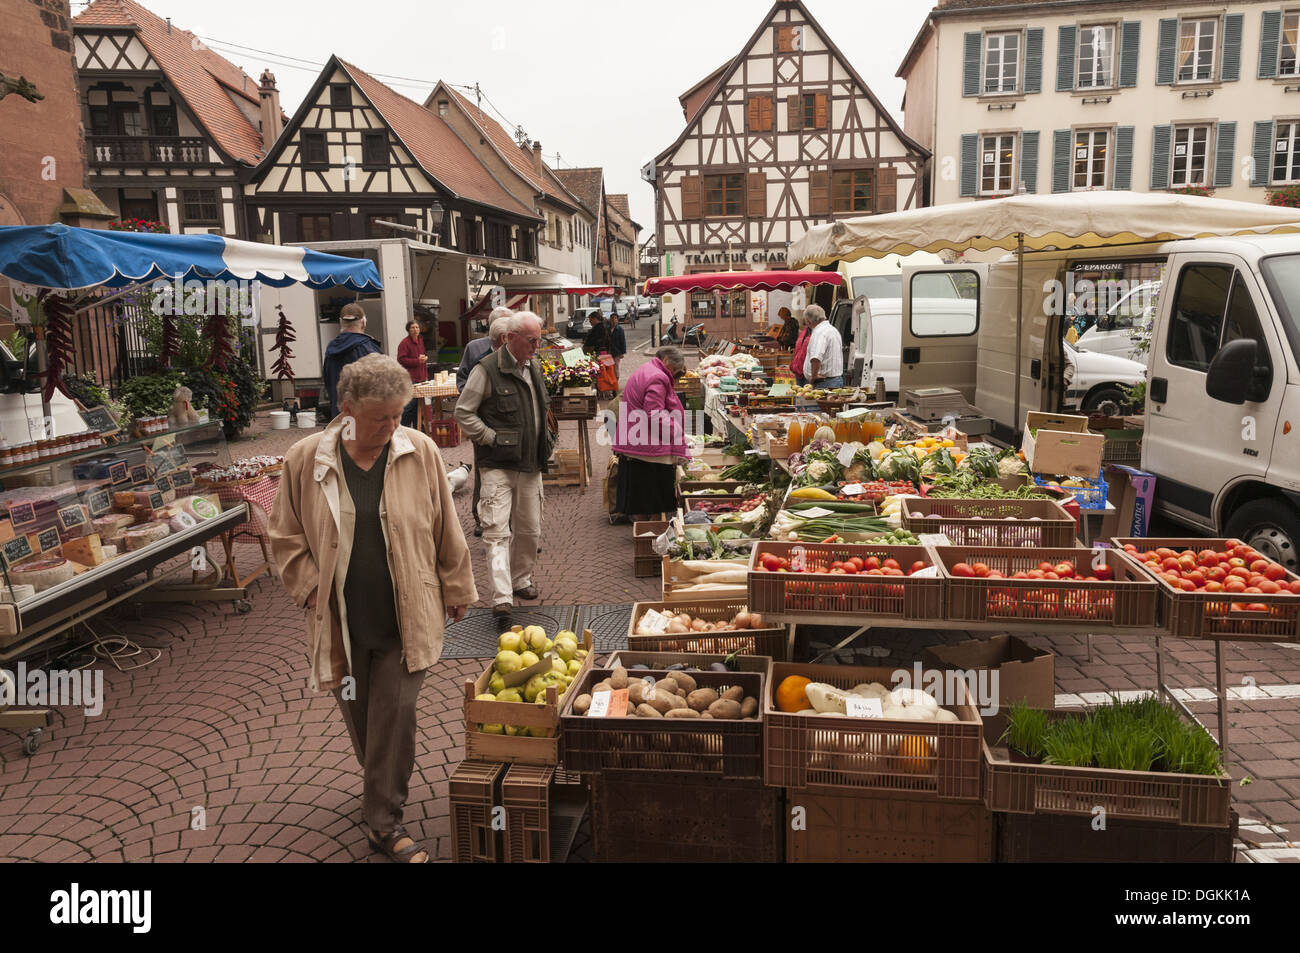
[
  {"left": 740, "top": 696, "right": 758, "bottom": 718},
  {"left": 687, "top": 688, "right": 719, "bottom": 712},
  {"left": 664, "top": 692, "right": 688, "bottom": 711},
  {"left": 645, "top": 689, "right": 674, "bottom": 714},
  {"left": 592, "top": 679, "right": 613, "bottom": 694},
  {"left": 665, "top": 708, "right": 701, "bottom": 719},
  {"left": 628, "top": 682, "right": 646, "bottom": 706},
  {"left": 708, "top": 698, "right": 742, "bottom": 719},
  {"left": 667, "top": 671, "right": 697, "bottom": 693},
  {"left": 699, "top": 711, "right": 714, "bottom": 719},
  {"left": 610, "top": 666, "right": 628, "bottom": 690},
  {"left": 721, "top": 685, "right": 744, "bottom": 702},
  {"left": 636, "top": 703, "right": 663, "bottom": 719},
  {"left": 573, "top": 693, "right": 592, "bottom": 715}
]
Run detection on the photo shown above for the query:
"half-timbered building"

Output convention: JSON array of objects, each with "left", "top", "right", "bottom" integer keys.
[{"left": 652, "top": 0, "right": 929, "bottom": 328}]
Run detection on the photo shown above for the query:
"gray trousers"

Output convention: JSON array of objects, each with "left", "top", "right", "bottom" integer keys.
[{"left": 334, "top": 640, "right": 427, "bottom": 834}]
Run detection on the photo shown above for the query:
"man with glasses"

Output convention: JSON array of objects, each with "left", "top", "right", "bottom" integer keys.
[{"left": 455, "top": 312, "right": 554, "bottom": 626}]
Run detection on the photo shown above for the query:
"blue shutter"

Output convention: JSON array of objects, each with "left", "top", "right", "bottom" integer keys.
[
  {"left": 1156, "top": 18, "right": 1178, "bottom": 84},
  {"left": 1113, "top": 126, "right": 1135, "bottom": 190},
  {"left": 1150, "top": 125, "right": 1172, "bottom": 190},
  {"left": 1119, "top": 21, "right": 1141, "bottom": 87},
  {"left": 1052, "top": 129, "right": 1072, "bottom": 193},
  {"left": 1252, "top": 120, "right": 1274, "bottom": 187},
  {"left": 1213, "top": 122, "right": 1237, "bottom": 188},
  {"left": 1221, "top": 13, "right": 1244, "bottom": 81},
  {"left": 1024, "top": 28, "right": 1044, "bottom": 93},
  {"left": 1056, "top": 25, "right": 1077, "bottom": 91},
  {"left": 960, "top": 134, "right": 978, "bottom": 196},
  {"left": 963, "top": 32, "right": 982, "bottom": 97},
  {"left": 1020, "top": 131, "right": 1040, "bottom": 193},
  {"left": 1259, "top": 10, "right": 1282, "bottom": 79}
]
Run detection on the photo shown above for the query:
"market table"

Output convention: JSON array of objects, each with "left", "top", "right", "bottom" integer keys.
[{"left": 550, "top": 407, "right": 596, "bottom": 490}]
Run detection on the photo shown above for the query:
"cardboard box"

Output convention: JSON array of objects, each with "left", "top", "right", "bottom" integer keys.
[
  {"left": 922, "top": 634, "right": 1055, "bottom": 711},
  {"left": 1104, "top": 464, "right": 1157, "bottom": 537},
  {"left": 1021, "top": 411, "right": 1104, "bottom": 478}
]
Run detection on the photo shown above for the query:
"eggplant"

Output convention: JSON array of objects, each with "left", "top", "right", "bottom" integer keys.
[
  {"left": 666, "top": 663, "right": 687, "bottom": 671},
  {"left": 709, "top": 662, "right": 729, "bottom": 672},
  {"left": 631, "top": 664, "right": 650, "bottom": 670}
]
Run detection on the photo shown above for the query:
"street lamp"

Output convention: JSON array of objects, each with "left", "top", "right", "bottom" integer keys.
[{"left": 430, "top": 198, "right": 446, "bottom": 244}]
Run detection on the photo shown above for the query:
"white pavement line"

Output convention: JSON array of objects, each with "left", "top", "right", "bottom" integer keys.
[{"left": 1056, "top": 681, "right": 1300, "bottom": 707}]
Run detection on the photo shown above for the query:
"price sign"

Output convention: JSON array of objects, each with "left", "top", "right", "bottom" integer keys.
[
  {"left": 560, "top": 347, "right": 586, "bottom": 368},
  {"left": 839, "top": 406, "right": 870, "bottom": 420},
  {"left": 57, "top": 504, "right": 88, "bottom": 532},
  {"left": 2, "top": 535, "right": 33, "bottom": 567},
  {"left": 36, "top": 527, "right": 61, "bottom": 553},
  {"left": 155, "top": 475, "right": 173, "bottom": 496},
  {"left": 837, "top": 445, "right": 857, "bottom": 467},
  {"left": 767, "top": 382, "right": 791, "bottom": 397},
  {"left": 586, "top": 688, "right": 629, "bottom": 718},
  {"left": 173, "top": 469, "right": 195, "bottom": 490},
  {"left": 841, "top": 483, "right": 866, "bottom": 497},
  {"left": 844, "top": 695, "right": 884, "bottom": 718},
  {"left": 7, "top": 500, "right": 36, "bottom": 529},
  {"left": 794, "top": 506, "right": 836, "bottom": 519},
  {"left": 129, "top": 464, "right": 149, "bottom": 486},
  {"left": 86, "top": 488, "right": 112, "bottom": 518},
  {"left": 147, "top": 491, "right": 165, "bottom": 511},
  {"left": 108, "top": 460, "right": 130, "bottom": 486}
]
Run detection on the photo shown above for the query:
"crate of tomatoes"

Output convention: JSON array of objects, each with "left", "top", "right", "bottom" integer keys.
[
  {"left": 1114, "top": 538, "right": 1300, "bottom": 642},
  {"left": 747, "top": 541, "right": 944, "bottom": 623},
  {"left": 931, "top": 546, "right": 1159, "bottom": 629}
]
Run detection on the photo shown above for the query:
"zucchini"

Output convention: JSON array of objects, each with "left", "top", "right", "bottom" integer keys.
[{"left": 787, "top": 501, "right": 877, "bottom": 514}]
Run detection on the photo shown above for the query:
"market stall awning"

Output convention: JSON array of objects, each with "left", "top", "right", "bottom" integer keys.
[
  {"left": 788, "top": 191, "right": 1300, "bottom": 267},
  {"left": 0, "top": 223, "right": 383, "bottom": 291},
  {"left": 643, "top": 270, "right": 843, "bottom": 295},
  {"left": 499, "top": 272, "right": 615, "bottom": 296}
]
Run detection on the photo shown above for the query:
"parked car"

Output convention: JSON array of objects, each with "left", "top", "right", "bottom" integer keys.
[
  {"left": 635, "top": 295, "right": 659, "bottom": 317},
  {"left": 1061, "top": 339, "right": 1146, "bottom": 414},
  {"left": 567, "top": 306, "right": 603, "bottom": 339}
]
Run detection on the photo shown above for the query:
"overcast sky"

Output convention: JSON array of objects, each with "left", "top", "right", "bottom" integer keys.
[{"left": 76, "top": 0, "right": 938, "bottom": 234}]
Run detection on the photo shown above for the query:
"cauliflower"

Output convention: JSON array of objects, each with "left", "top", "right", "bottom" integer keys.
[
  {"left": 806, "top": 459, "right": 833, "bottom": 481},
  {"left": 997, "top": 455, "right": 1027, "bottom": 477}
]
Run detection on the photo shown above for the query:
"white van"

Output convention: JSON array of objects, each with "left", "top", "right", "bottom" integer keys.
[{"left": 1076, "top": 280, "right": 1161, "bottom": 361}]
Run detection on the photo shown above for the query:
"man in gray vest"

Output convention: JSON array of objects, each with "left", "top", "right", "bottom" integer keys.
[{"left": 455, "top": 311, "right": 553, "bottom": 625}]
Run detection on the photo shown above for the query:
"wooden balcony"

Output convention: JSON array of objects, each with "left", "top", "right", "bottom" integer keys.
[{"left": 88, "top": 135, "right": 214, "bottom": 167}]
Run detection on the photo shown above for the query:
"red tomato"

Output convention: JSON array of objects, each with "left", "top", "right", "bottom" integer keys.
[
  {"left": 760, "top": 553, "right": 781, "bottom": 571},
  {"left": 1054, "top": 562, "right": 1076, "bottom": 578},
  {"left": 882, "top": 558, "right": 901, "bottom": 571},
  {"left": 1155, "top": 548, "right": 1175, "bottom": 560},
  {"left": 1204, "top": 580, "right": 1225, "bottom": 593},
  {"left": 1180, "top": 578, "right": 1198, "bottom": 592},
  {"left": 1290, "top": 580, "right": 1300, "bottom": 594},
  {"left": 1265, "top": 564, "right": 1289, "bottom": 582},
  {"left": 865, "top": 568, "right": 884, "bottom": 575},
  {"left": 1229, "top": 567, "right": 1253, "bottom": 581},
  {"left": 1247, "top": 603, "right": 1270, "bottom": 612},
  {"left": 1162, "top": 557, "right": 1182, "bottom": 572},
  {"left": 910, "top": 561, "right": 928, "bottom": 575},
  {"left": 848, "top": 557, "right": 864, "bottom": 571},
  {"left": 842, "top": 564, "right": 859, "bottom": 575},
  {"left": 1093, "top": 565, "right": 1114, "bottom": 582},
  {"left": 1044, "top": 571, "right": 1060, "bottom": 580},
  {"left": 1177, "top": 556, "right": 1197, "bottom": 573},
  {"left": 1244, "top": 586, "right": 1263, "bottom": 594},
  {"left": 884, "top": 567, "right": 905, "bottom": 576},
  {"left": 1028, "top": 570, "right": 1045, "bottom": 580},
  {"left": 1123, "top": 543, "right": 1138, "bottom": 553},
  {"left": 1038, "top": 562, "right": 1055, "bottom": 573},
  {"left": 1225, "top": 578, "right": 1248, "bottom": 593},
  {"left": 1233, "top": 545, "right": 1253, "bottom": 560},
  {"left": 1012, "top": 571, "right": 1030, "bottom": 579},
  {"left": 863, "top": 556, "right": 880, "bottom": 571},
  {"left": 1249, "top": 575, "right": 1267, "bottom": 589},
  {"left": 986, "top": 570, "right": 1005, "bottom": 579},
  {"left": 1197, "top": 550, "right": 1220, "bottom": 566},
  {"left": 1258, "top": 580, "right": 1282, "bottom": 594},
  {"left": 1207, "top": 567, "right": 1228, "bottom": 583},
  {"left": 1185, "top": 570, "right": 1206, "bottom": 587},
  {"left": 1227, "top": 557, "right": 1247, "bottom": 569},
  {"left": 952, "top": 562, "right": 975, "bottom": 578},
  {"left": 831, "top": 561, "right": 845, "bottom": 571},
  {"left": 972, "top": 562, "right": 991, "bottom": 578},
  {"left": 1250, "top": 559, "right": 1272, "bottom": 574}
]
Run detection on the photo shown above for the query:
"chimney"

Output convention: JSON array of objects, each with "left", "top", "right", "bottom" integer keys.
[
  {"left": 532, "top": 141, "right": 543, "bottom": 179},
  {"left": 258, "top": 69, "right": 283, "bottom": 144}
]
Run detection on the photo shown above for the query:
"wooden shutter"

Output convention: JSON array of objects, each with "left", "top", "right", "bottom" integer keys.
[
  {"left": 1024, "top": 28, "right": 1043, "bottom": 93},
  {"left": 1214, "top": 121, "right": 1237, "bottom": 188},
  {"left": 1252, "top": 120, "right": 1274, "bottom": 187},
  {"left": 1056, "top": 25, "right": 1077, "bottom": 91},
  {"left": 760, "top": 96, "right": 773, "bottom": 132},
  {"left": 746, "top": 172, "right": 766, "bottom": 217},
  {"left": 1052, "top": 129, "right": 1072, "bottom": 193},
  {"left": 776, "top": 26, "right": 795, "bottom": 52},
  {"left": 1119, "top": 21, "right": 1141, "bottom": 87},
  {"left": 786, "top": 94, "right": 800, "bottom": 130},
  {"left": 1020, "top": 130, "right": 1040, "bottom": 193},
  {"left": 1259, "top": 10, "right": 1282, "bottom": 79},
  {"left": 681, "top": 175, "right": 702, "bottom": 219},
  {"left": 809, "top": 171, "right": 830, "bottom": 215},
  {"left": 1221, "top": 12, "right": 1244, "bottom": 81},
  {"left": 874, "top": 166, "right": 896, "bottom": 213},
  {"left": 1113, "top": 126, "right": 1135, "bottom": 190},
  {"left": 959, "top": 133, "right": 978, "bottom": 196},
  {"left": 1150, "top": 125, "right": 1172, "bottom": 189},
  {"left": 1156, "top": 18, "right": 1178, "bottom": 85},
  {"left": 747, "top": 95, "right": 772, "bottom": 132},
  {"left": 963, "top": 32, "right": 982, "bottom": 96},
  {"left": 814, "top": 93, "right": 828, "bottom": 129}
]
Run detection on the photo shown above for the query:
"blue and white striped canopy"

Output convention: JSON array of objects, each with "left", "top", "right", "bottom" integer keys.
[{"left": 0, "top": 224, "right": 382, "bottom": 291}]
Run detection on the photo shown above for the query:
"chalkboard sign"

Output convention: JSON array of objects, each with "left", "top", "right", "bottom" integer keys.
[
  {"left": 155, "top": 475, "right": 173, "bottom": 496},
  {"left": 130, "top": 464, "right": 149, "bottom": 485},
  {"left": 2, "top": 535, "right": 33, "bottom": 567},
  {"left": 57, "top": 504, "right": 88, "bottom": 532},
  {"left": 173, "top": 469, "right": 194, "bottom": 490},
  {"left": 78, "top": 405, "right": 119, "bottom": 436},
  {"left": 86, "top": 488, "right": 112, "bottom": 517},
  {"left": 7, "top": 500, "right": 36, "bottom": 529},
  {"left": 36, "top": 527, "right": 61, "bottom": 553},
  {"left": 108, "top": 460, "right": 130, "bottom": 485},
  {"left": 147, "top": 491, "right": 164, "bottom": 511}
]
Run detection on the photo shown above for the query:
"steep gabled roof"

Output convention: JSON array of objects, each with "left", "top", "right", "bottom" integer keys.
[
  {"left": 606, "top": 194, "right": 641, "bottom": 232},
  {"left": 678, "top": 61, "right": 732, "bottom": 122},
  {"left": 75, "top": 0, "right": 267, "bottom": 164},
  {"left": 553, "top": 167, "right": 603, "bottom": 219}
]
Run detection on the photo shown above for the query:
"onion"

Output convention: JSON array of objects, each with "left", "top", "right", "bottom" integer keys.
[
  {"left": 675, "top": 613, "right": 693, "bottom": 626},
  {"left": 748, "top": 612, "right": 763, "bottom": 628},
  {"left": 690, "top": 618, "right": 709, "bottom": 631},
  {"left": 733, "top": 611, "right": 753, "bottom": 629},
  {"left": 665, "top": 620, "right": 689, "bottom": 634}
]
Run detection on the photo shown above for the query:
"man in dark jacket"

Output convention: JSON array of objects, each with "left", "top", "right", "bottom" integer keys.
[
  {"left": 323, "top": 303, "right": 381, "bottom": 417},
  {"left": 456, "top": 307, "right": 513, "bottom": 392},
  {"left": 608, "top": 314, "right": 627, "bottom": 381},
  {"left": 583, "top": 312, "right": 612, "bottom": 356}
]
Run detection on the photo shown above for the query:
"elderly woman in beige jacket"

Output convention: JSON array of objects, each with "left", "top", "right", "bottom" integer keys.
[{"left": 270, "top": 353, "right": 477, "bottom": 864}]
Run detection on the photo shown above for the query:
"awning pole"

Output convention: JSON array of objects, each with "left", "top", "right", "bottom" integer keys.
[{"left": 1013, "top": 231, "right": 1024, "bottom": 429}]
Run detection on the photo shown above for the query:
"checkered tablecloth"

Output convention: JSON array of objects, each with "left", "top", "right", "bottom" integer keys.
[
  {"left": 207, "top": 474, "right": 279, "bottom": 539},
  {"left": 413, "top": 381, "right": 459, "bottom": 399}
]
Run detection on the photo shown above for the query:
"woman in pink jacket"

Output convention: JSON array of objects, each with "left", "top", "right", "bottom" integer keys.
[
  {"left": 611, "top": 346, "right": 687, "bottom": 519},
  {"left": 790, "top": 316, "right": 811, "bottom": 386}
]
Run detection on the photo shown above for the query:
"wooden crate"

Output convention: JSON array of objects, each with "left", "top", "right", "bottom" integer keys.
[{"left": 543, "top": 450, "right": 581, "bottom": 486}]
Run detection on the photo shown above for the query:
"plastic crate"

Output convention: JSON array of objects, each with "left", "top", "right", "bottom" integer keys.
[
  {"left": 500, "top": 763, "right": 589, "bottom": 864},
  {"left": 606, "top": 650, "right": 771, "bottom": 674},
  {"left": 679, "top": 479, "right": 748, "bottom": 494},
  {"left": 982, "top": 709, "right": 1232, "bottom": 827},
  {"left": 1113, "top": 537, "right": 1300, "bottom": 642},
  {"left": 589, "top": 770, "right": 782, "bottom": 863},
  {"left": 1034, "top": 472, "right": 1108, "bottom": 510},
  {"left": 932, "top": 546, "right": 1159, "bottom": 629},
  {"left": 661, "top": 555, "right": 749, "bottom": 597},
  {"left": 747, "top": 542, "right": 945, "bottom": 624},
  {"left": 786, "top": 788, "right": 993, "bottom": 863},
  {"left": 450, "top": 760, "right": 505, "bottom": 863},
  {"left": 764, "top": 661, "right": 985, "bottom": 800},
  {"left": 430, "top": 418, "right": 460, "bottom": 448},
  {"left": 1097, "top": 429, "right": 1143, "bottom": 467},
  {"left": 902, "top": 497, "right": 1077, "bottom": 547},
  {"left": 995, "top": 810, "right": 1238, "bottom": 863},
  {"left": 552, "top": 394, "right": 598, "bottom": 417},
  {"left": 560, "top": 666, "right": 765, "bottom": 778},
  {"left": 633, "top": 521, "right": 669, "bottom": 578},
  {"left": 625, "top": 598, "right": 789, "bottom": 659}
]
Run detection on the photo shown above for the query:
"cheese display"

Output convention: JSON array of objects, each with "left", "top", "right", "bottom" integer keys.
[
  {"left": 62, "top": 534, "right": 105, "bottom": 567},
  {"left": 176, "top": 495, "right": 220, "bottom": 520},
  {"left": 167, "top": 512, "right": 197, "bottom": 532},
  {"left": 0, "top": 584, "right": 36, "bottom": 603},
  {"left": 122, "top": 521, "right": 171, "bottom": 551},
  {"left": 100, "top": 544, "right": 117, "bottom": 560},
  {"left": 92, "top": 514, "right": 134, "bottom": 541},
  {"left": 12, "top": 557, "right": 76, "bottom": 591}
]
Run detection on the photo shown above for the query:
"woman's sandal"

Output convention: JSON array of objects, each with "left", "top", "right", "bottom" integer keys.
[{"left": 366, "top": 824, "right": 429, "bottom": 863}]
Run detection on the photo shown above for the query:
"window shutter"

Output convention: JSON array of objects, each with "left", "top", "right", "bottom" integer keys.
[
  {"left": 1252, "top": 120, "right": 1274, "bottom": 187},
  {"left": 1259, "top": 10, "right": 1282, "bottom": 79},
  {"left": 1214, "top": 121, "right": 1236, "bottom": 188},
  {"left": 747, "top": 96, "right": 761, "bottom": 131},
  {"left": 1020, "top": 131, "right": 1040, "bottom": 193},
  {"left": 809, "top": 171, "right": 830, "bottom": 215},
  {"left": 787, "top": 94, "right": 800, "bottom": 130},
  {"left": 761, "top": 96, "right": 773, "bottom": 131},
  {"left": 959, "top": 133, "right": 978, "bottom": 197},
  {"left": 1150, "top": 125, "right": 1172, "bottom": 189},
  {"left": 1056, "top": 25, "right": 1077, "bottom": 91},
  {"left": 1221, "top": 13, "right": 1244, "bottom": 81},
  {"left": 814, "top": 93, "right": 828, "bottom": 129},
  {"left": 1156, "top": 18, "right": 1178, "bottom": 85},
  {"left": 1052, "top": 128, "right": 1072, "bottom": 193},
  {"left": 746, "top": 172, "right": 767, "bottom": 217},
  {"left": 776, "top": 26, "right": 794, "bottom": 52},
  {"left": 963, "top": 32, "right": 982, "bottom": 96},
  {"left": 874, "top": 166, "right": 897, "bottom": 213},
  {"left": 681, "top": 175, "right": 702, "bottom": 218},
  {"left": 1119, "top": 21, "right": 1141, "bottom": 87},
  {"left": 1024, "top": 28, "right": 1044, "bottom": 93},
  {"left": 1113, "top": 126, "right": 1135, "bottom": 190}
]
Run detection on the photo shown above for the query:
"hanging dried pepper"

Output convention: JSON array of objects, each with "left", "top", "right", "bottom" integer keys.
[
  {"left": 204, "top": 313, "right": 233, "bottom": 371},
  {"left": 37, "top": 289, "right": 74, "bottom": 403},
  {"left": 270, "top": 305, "right": 296, "bottom": 382}
]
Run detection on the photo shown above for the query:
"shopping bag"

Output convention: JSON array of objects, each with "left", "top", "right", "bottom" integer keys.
[
  {"left": 596, "top": 352, "right": 618, "bottom": 397},
  {"left": 604, "top": 454, "right": 622, "bottom": 522}
]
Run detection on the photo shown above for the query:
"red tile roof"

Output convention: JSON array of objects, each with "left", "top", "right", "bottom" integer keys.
[
  {"left": 337, "top": 61, "right": 538, "bottom": 219},
  {"left": 75, "top": 0, "right": 268, "bottom": 164},
  {"left": 553, "top": 167, "right": 603, "bottom": 218}
]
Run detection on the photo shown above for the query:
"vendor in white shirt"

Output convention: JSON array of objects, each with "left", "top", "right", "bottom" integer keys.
[{"left": 800, "top": 304, "right": 845, "bottom": 388}]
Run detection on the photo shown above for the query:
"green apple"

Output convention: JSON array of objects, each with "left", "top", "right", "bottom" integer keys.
[
  {"left": 494, "top": 650, "right": 523, "bottom": 675},
  {"left": 480, "top": 723, "right": 504, "bottom": 734},
  {"left": 498, "top": 632, "right": 523, "bottom": 653},
  {"left": 496, "top": 687, "right": 523, "bottom": 704},
  {"left": 488, "top": 672, "right": 506, "bottom": 695}
]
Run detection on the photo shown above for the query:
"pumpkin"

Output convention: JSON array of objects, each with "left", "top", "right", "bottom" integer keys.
[
  {"left": 812, "top": 425, "right": 837, "bottom": 444},
  {"left": 897, "top": 735, "right": 935, "bottom": 774},
  {"left": 776, "top": 675, "right": 815, "bottom": 713}
]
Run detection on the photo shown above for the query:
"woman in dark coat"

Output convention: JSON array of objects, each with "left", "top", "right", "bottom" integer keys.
[{"left": 583, "top": 312, "right": 612, "bottom": 356}]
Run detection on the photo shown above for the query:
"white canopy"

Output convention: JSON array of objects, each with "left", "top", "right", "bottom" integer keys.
[{"left": 789, "top": 191, "right": 1300, "bottom": 267}]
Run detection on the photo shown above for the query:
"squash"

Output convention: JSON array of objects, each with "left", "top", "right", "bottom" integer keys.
[
  {"left": 776, "top": 675, "right": 814, "bottom": 713},
  {"left": 812, "top": 425, "right": 837, "bottom": 444}
]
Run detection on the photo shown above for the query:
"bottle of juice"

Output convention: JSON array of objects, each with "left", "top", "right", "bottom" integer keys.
[{"left": 786, "top": 417, "right": 803, "bottom": 454}]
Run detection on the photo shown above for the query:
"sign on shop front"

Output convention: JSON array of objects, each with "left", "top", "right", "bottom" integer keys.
[{"left": 683, "top": 250, "right": 787, "bottom": 266}]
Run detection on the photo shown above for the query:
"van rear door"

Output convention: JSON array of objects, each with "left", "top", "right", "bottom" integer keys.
[{"left": 899, "top": 265, "right": 986, "bottom": 402}]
